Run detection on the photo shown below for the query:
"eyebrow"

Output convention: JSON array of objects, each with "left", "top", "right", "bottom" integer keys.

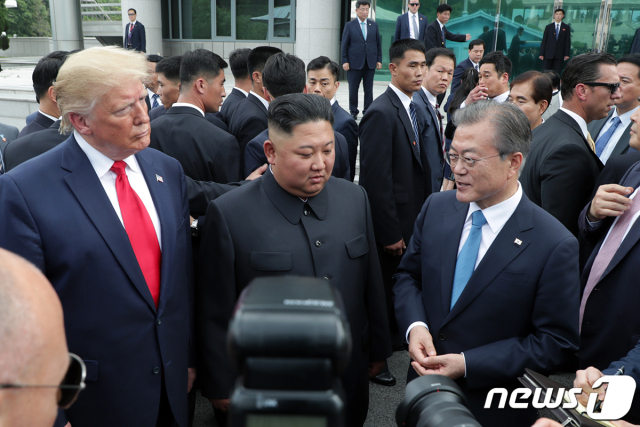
[{"left": 298, "top": 141, "right": 335, "bottom": 149}]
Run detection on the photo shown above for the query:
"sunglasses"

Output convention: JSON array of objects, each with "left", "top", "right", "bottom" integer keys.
[
  {"left": 409, "top": 3, "right": 420, "bottom": 5},
  {"left": 128, "top": 13, "right": 136, "bottom": 15},
  {"left": 0, "top": 353, "right": 86, "bottom": 409},
  {"left": 582, "top": 81, "right": 621, "bottom": 94}
]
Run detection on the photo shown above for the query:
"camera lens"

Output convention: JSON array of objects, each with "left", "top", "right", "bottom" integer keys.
[{"left": 396, "top": 375, "right": 482, "bottom": 427}]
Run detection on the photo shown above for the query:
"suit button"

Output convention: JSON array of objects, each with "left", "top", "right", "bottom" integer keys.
[
  {"left": 440, "top": 161, "right": 444, "bottom": 165},
  {"left": 323, "top": 275, "right": 330, "bottom": 281},
  {"left": 315, "top": 240, "right": 322, "bottom": 247},
  {"left": 157, "top": 319, "right": 161, "bottom": 325},
  {"left": 153, "top": 367, "right": 160, "bottom": 374},
  {"left": 304, "top": 209, "right": 309, "bottom": 216},
  {"left": 439, "top": 333, "right": 446, "bottom": 341},
  {"left": 438, "top": 178, "right": 442, "bottom": 182}
]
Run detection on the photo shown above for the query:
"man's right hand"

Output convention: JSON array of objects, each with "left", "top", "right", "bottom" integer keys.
[
  {"left": 246, "top": 164, "right": 267, "bottom": 181},
  {"left": 408, "top": 326, "right": 437, "bottom": 376},
  {"left": 464, "top": 85, "right": 489, "bottom": 105},
  {"left": 383, "top": 238, "right": 406, "bottom": 256},
  {"left": 574, "top": 366, "right": 606, "bottom": 406},
  {"left": 539, "top": 55, "right": 544, "bottom": 60},
  {"left": 343, "top": 63, "right": 350, "bottom": 71},
  {"left": 209, "top": 398, "right": 230, "bottom": 412},
  {"left": 587, "top": 184, "right": 634, "bottom": 222}
]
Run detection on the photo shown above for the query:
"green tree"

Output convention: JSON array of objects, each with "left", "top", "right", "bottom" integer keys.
[{"left": 7, "top": 0, "right": 51, "bottom": 37}]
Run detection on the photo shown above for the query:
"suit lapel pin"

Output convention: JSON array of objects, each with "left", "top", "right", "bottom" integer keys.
[
  {"left": 514, "top": 238, "right": 522, "bottom": 246},
  {"left": 156, "top": 174, "right": 164, "bottom": 183},
  {"left": 0, "top": 134, "right": 5, "bottom": 142}
]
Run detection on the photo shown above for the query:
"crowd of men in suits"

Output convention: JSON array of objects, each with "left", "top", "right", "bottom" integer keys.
[{"left": 3, "top": 3, "right": 640, "bottom": 426}]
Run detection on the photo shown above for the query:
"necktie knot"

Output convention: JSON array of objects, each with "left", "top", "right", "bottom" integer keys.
[
  {"left": 111, "top": 160, "right": 127, "bottom": 176},
  {"left": 471, "top": 210, "right": 487, "bottom": 227}
]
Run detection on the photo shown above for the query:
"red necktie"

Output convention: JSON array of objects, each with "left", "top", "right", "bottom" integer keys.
[{"left": 111, "top": 161, "right": 161, "bottom": 307}]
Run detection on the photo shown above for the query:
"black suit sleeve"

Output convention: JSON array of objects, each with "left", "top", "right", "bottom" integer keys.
[
  {"left": 445, "top": 28, "right": 467, "bottom": 43},
  {"left": 540, "top": 26, "right": 549, "bottom": 58},
  {"left": 394, "top": 15, "right": 402, "bottom": 42},
  {"left": 186, "top": 176, "right": 244, "bottom": 217},
  {"left": 341, "top": 23, "right": 351, "bottom": 64},
  {"left": 140, "top": 23, "right": 146, "bottom": 53},
  {"left": 376, "top": 24, "right": 382, "bottom": 64},
  {"left": 425, "top": 23, "right": 437, "bottom": 50},
  {"left": 564, "top": 24, "right": 571, "bottom": 57},
  {"left": 212, "top": 136, "right": 242, "bottom": 184}
]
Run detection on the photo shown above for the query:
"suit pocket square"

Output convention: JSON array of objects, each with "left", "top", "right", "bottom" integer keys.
[
  {"left": 250, "top": 251, "right": 293, "bottom": 271},
  {"left": 345, "top": 234, "right": 369, "bottom": 259}
]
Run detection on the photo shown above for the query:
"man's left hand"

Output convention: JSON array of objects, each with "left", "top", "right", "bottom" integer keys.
[
  {"left": 564, "top": 56, "right": 569, "bottom": 60},
  {"left": 416, "top": 353, "right": 465, "bottom": 379},
  {"left": 376, "top": 62, "right": 382, "bottom": 70},
  {"left": 188, "top": 367, "right": 197, "bottom": 392},
  {"left": 369, "top": 361, "right": 385, "bottom": 377}
]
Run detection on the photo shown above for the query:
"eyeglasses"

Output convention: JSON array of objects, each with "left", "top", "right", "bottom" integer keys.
[
  {"left": 0, "top": 353, "right": 86, "bottom": 409},
  {"left": 445, "top": 152, "right": 501, "bottom": 168},
  {"left": 582, "top": 82, "right": 621, "bottom": 94},
  {"left": 409, "top": 3, "right": 420, "bottom": 6},
  {"left": 128, "top": 13, "right": 136, "bottom": 15}
]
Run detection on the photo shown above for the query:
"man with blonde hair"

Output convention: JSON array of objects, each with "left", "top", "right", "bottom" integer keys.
[{"left": 0, "top": 46, "right": 195, "bottom": 427}]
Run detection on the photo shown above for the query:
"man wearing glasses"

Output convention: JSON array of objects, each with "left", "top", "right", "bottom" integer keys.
[
  {"left": 394, "top": 101, "right": 580, "bottom": 427},
  {"left": 393, "top": 1, "right": 428, "bottom": 43},
  {"left": 521, "top": 53, "right": 620, "bottom": 236},
  {"left": 124, "top": 8, "right": 146, "bottom": 53},
  {"left": 0, "top": 248, "right": 85, "bottom": 427}
]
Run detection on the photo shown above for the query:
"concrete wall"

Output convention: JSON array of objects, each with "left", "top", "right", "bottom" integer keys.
[
  {"left": 0, "top": 37, "right": 101, "bottom": 57},
  {"left": 295, "top": 0, "right": 342, "bottom": 68}
]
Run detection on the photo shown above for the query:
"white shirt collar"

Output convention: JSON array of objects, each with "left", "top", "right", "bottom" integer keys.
[
  {"left": 560, "top": 107, "right": 589, "bottom": 139},
  {"left": 491, "top": 91, "right": 510, "bottom": 103},
  {"left": 73, "top": 130, "right": 140, "bottom": 178},
  {"left": 408, "top": 11, "right": 419, "bottom": 19},
  {"left": 389, "top": 83, "right": 413, "bottom": 110},
  {"left": 129, "top": 20, "right": 137, "bottom": 26},
  {"left": 466, "top": 182, "right": 523, "bottom": 235},
  {"left": 469, "top": 59, "right": 479, "bottom": 68},
  {"left": 234, "top": 87, "right": 248, "bottom": 96},
  {"left": 422, "top": 86, "right": 438, "bottom": 108},
  {"left": 38, "top": 110, "right": 60, "bottom": 122},
  {"left": 330, "top": 96, "right": 337, "bottom": 106},
  {"left": 613, "top": 105, "right": 638, "bottom": 127},
  {"left": 358, "top": 17, "right": 367, "bottom": 24},
  {"left": 171, "top": 102, "right": 205, "bottom": 116},
  {"left": 250, "top": 90, "right": 270, "bottom": 109},
  {"left": 437, "top": 19, "right": 445, "bottom": 29}
]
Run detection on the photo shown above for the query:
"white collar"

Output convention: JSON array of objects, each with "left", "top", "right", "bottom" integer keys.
[
  {"left": 129, "top": 20, "right": 137, "bottom": 26},
  {"left": 389, "top": 83, "right": 412, "bottom": 110},
  {"left": 466, "top": 182, "right": 523, "bottom": 235},
  {"left": 358, "top": 17, "right": 367, "bottom": 24},
  {"left": 234, "top": 87, "right": 248, "bottom": 96},
  {"left": 491, "top": 91, "right": 510, "bottom": 103},
  {"left": 73, "top": 130, "right": 140, "bottom": 177},
  {"left": 422, "top": 86, "right": 438, "bottom": 108},
  {"left": 612, "top": 106, "right": 638, "bottom": 127},
  {"left": 408, "top": 11, "right": 419, "bottom": 18},
  {"left": 560, "top": 107, "right": 589, "bottom": 139},
  {"left": 38, "top": 110, "right": 60, "bottom": 122},
  {"left": 437, "top": 19, "right": 445, "bottom": 29},
  {"left": 171, "top": 102, "right": 205, "bottom": 116},
  {"left": 330, "top": 96, "right": 337, "bottom": 106},
  {"left": 250, "top": 90, "right": 270, "bottom": 109}
]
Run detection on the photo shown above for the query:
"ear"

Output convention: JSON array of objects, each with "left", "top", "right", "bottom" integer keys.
[
  {"left": 303, "top": 86, "right": 308, "bottom": 94},
  {"left": 508, "top": 152, "right": 523, "bottom": 178},
  {"left": 69, "top": 111, "right": 92, "bottom": 136},
  {"left": 48, "top": 85, "right": 57, "bottom": 103},
  {"left": 575, "top": 84, "right": 589, "bottom": 101},
  {"left": 195, "top": 77, "right": 206, "bottom": 95},
  {"left": 262, "top": 87, "right": 272, "bottom": 102},
  {"left": 501, "top": 72, "right": 509, "bottom": 84},
  {"left": 389, "top": 62, "right": 398, "bottom": 76},
  {"left": 264, "top": 139, "right": 277, "bottom": 165},
  {"left": 335, "top": 81, "right": 340, "bottom": 91},
  {"left": 252, "top": 71, "right": 262, "bottom": 86},
  {"left": 539, "top": 100, "right": 549, "bottom": 115}
]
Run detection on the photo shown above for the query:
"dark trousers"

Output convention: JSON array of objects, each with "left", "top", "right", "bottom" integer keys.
[
  {"left": 156, "top": 380, "right": 179, "bottom": 427},
  {"left": 544, "top": 57, "right": 564, "bottom": 76},
  {"left": 347, "top": 65, "right": 375, "bottom": 116},
  {"left": 377, "top": 245, "right": 404, "bottom": 350}
]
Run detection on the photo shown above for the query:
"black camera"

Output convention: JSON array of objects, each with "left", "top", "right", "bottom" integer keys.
[
  {"left": 227, "top": 276, "right": 352, "bottom": 427},
  {"left": 396, "top": 375, "right": 482, "bottom": 427}
]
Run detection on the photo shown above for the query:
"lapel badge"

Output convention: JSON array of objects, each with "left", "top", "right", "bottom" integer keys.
[
  {"left": 413, "top": 141, "right": 416, "bottom": 145},
  {"left": 514, "top": 238, "right": 522, "bottom": 246},
  {"left": 0, "top": 134, "right": 5, "bottom": 142},
  {"left": 156, "top": 174, "right": 164, "bottom": 183}
]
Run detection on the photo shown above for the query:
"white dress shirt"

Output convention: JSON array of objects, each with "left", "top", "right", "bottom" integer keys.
[
  {"left": 233, "top": 87, "right": 248, "bottom": 96},
  {"left": 358, "top": 17, "right": 368, "bottom": 39},
  {"left": 330, "top": 96, "right": 337, "bottom": 106},
  {"left": 421, "top": 86, "right": 441, "bottom": 132},
  {"left": 597, "top": 106, "right": 637, "bottom": 164},
  {"left": 250, "top": 90, "right": 270, "bottom": 109},
  {"left": 74, "top": 130, "right": 162, "bottom": 249},
  {"left": 408, "top": 11, "right": 420, "bottom": 39},
  {"left": 171, "top": 102, "right": 205, "bottom": 116},
  {"left": 560, "top": 107, "right": 589, "bottom": 140},
  {"left": 389, "top": 83, "right": 414, "bottom": 123},
  {"left": 39, "top": 110, "right": 60, "bottom": 122}
]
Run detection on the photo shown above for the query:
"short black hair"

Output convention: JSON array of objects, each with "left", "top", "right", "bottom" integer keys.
[
  {"left": 180, "top": 49, "right": 228, "bottom": 87},
  {"left": 561, "top": 53, "right": 617, "bottom": 100},
  {"left": 425, "top": 48, "right": 456, "bottom": 68},
  {"left": 483, "top": 25, "right": 489, "bottom": 32},
  {"left": 389, "top": 38, "right": 426, "bottom": 64},
  {"left": 262, "top": 53, "right": 306, "bottom": 98},
  {"left": 517, "top": 26, "right": 524, "bottom": 35},
  {"left": 511, "top": 70, "right": 553, "bottom": 106},
  {"left": 156, "top": 55, "right": 181, "bottom": 82},
  {"left": 356, "top": 0, "right": 370, "bottom": 8},
  {"left": 146, "top": 54, "right": 163, "bottom": 63},
  {"left": 542, "top": 69, "right": 561, "bottom": 89},
  {"left": 33, "top": 50, "right": 69, "bottom": 99},
  {"left": 479, "top": 51, "right": 512, "bottom": 79},
  {"left": 469, "top": 39, "right": 485, "bottom": 50},
  {"left": 268, "top": 93, "right": 334, "bottom": 135},
  {"left": 436, "top": 4, "right": 452, "bottom": 13},
  {"left": 307, "top": 56, "right": 340, "bottom": 82},
  {"left": 128, "top": 8, "right": 136, "bottom": 14},
  {"left": 554, "top": 8, "right": 565, "bottom": 15},
  {"left": 229, "top": 48, "right": 251, "bottom": 80},
  {"left": 247, "top": 46, "right": 283, "bottom": 81},
  {"left": 617, "top": 54, "right": 640, "bottom": 79}
]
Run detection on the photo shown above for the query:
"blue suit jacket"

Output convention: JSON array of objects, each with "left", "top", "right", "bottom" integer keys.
[
  {"left": 0, "top": 136, "right": 193, "bottom": 427},
  {"left": 341, "top": 18, "right": 382, "bottom": 70},
  {"left": 393, "top": 12, "right": 428, "bottom": 42},
  {"left": 124, "top": 21, "right": 146, "bottom": 52},
  {"left": 394, "top": 190, "right": 580, "bottom": 426},
  {"left": 332, "top": 100, "right": 358, "bottom": 181},
  {"left": 444, "top": 57, "right": 474, "bottom": 113}
]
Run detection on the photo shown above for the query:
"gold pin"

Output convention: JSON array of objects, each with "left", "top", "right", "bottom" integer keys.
[{"left": 514, "top": 238, "right": 522, "bottom": 246}]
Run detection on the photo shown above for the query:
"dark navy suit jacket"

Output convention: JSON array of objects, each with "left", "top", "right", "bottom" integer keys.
[
  {"left": 0, "top": 136, "right": 193, "bottom": 427},
  {"left": 393, "top": 12, "right": 428, "bottom": 42},
  {"left": 540, "top": 22, "right": 571, "bottom": 60},
  {"left": 124, "top": 21, "right": 146, "bottom": 52},
  {"left": 394, "top": 190, "right": 580, "bottom": 426},
  {"left": 228, "top": 93, "right": 268, "bottom": 165},
  {"left": 412, "top": 88, "right": 445, "bottom": 193},
  {"left": 425, "top": 19, "right": 466, "bottom": 50},
  {"left": 243, "top": 128, "right": 351, "bottom": 181},
  {"left": 219, "top": 88, "right": 247, "bottom": 125},
  {"left": 4, "top": 120, "right": 67, "bottom": 172},
  {"left": 341, "top": 18, "right": 382, "bottom": 70},
  {"left": 149, "top": 105, "right": 230, "bottom": 132},
  {"left": 18, "top": 111, "right": 54, "bottom": 138},
  {"left": 332, "top": 100, "right": 358, "bottom": 181}
]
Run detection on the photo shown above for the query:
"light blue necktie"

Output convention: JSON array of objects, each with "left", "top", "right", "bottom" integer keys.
[
  {"left": 361, "top": 21, "right": 366, "bottom": 39},
  {"left": 409, "top": 102, "right": 420, "bottom": 154},
  {"left": 152, "top": 93, "right": 159, "bottom": 109},
  {"left": 451, "top": 210, "right": 487, "bottom": 309},
  {"left": 555, "top": 24, "right": 560, "bottom": 41},
  {"left": 595, "top": 116, "right": 622, "bottom": 157}
]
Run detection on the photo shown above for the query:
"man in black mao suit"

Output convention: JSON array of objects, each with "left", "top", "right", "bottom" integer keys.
[
  {"left": 394, "top": 0, "right": 428, "bottom": 43},
  {"left": 341, "top": 0, "right": 382, "bottom": 119},
  {"left": 124, "top": 8, "right": 146, "bottom": 52},
  {"left": 424, "top": 4, "right": 470, "bottom": 51},
  {"left": 150, "top": 49, "right": 240, "bottom": 184},
  {"left": 394, "top": 101, "right": 580, "bottom": 427},
  {"left": 539, "top": 9, "right": 571, "bottom": 75},
  {"left": 228, "top": 46, "right": 282, "bottom": 164},
  {"left": 521, "top": 53, "right": 620, "bottom": 236},
  {"left": 578, "top": 105, "right": 640, "bottom": 423},
  {"left": 307, "top": 56, "right": 359, "bottom": 180},
  {"left": 219, "top": 48, "right": 251, "bottom": 125},
  {"left": 359, "top": 39, "right": 431, "bottom": 360},
  {"left": 196, "top": 94, "right": 392, "bottom": 427}
]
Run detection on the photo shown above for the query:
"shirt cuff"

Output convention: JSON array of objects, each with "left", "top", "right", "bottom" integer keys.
[
  {"left": 460, "top": 101, "right": 466, "bottom": 109},
  {"left": 406, "top": 321, "right": 429, "bottom": 344},
  {"left": 461, "top": 352, "right": 467, "bottom": 378}
]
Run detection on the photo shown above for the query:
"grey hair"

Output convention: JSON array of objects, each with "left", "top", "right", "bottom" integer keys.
[
  {"left": 268, "top": 93, "right": 334, "bottom": 135},
  {"left": 452, "top": 100, "right": 531, "bottom": 158}
]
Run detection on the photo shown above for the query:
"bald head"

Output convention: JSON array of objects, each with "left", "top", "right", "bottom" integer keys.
[{"left": 0, "top": 248, "right": 68, "bottom": 427}]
